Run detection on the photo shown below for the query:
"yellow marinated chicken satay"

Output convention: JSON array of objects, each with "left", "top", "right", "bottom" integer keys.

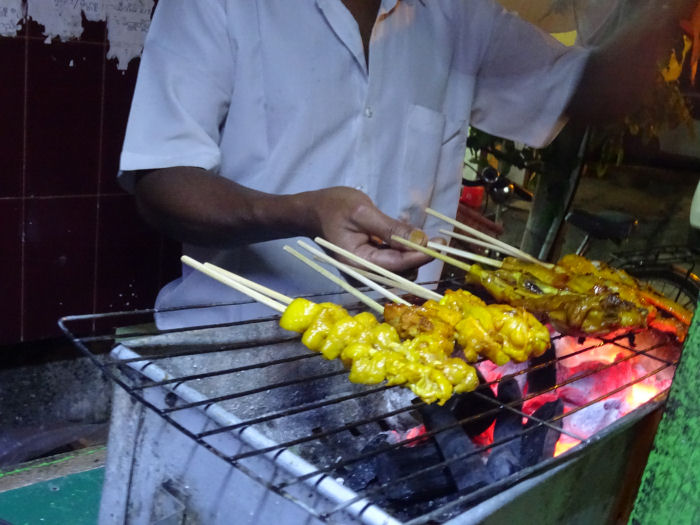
[
  {"left": 422, "top": 299, "right": 464, "bottom": 327},
  {"left": 408, "top": 365, "right": 453, "bottom": 406},
  {"left": 384, "top": 352, "right": 422, "bottom": 386},
  {"left": 440, "top": 290, "right": 499, "bottom": 362},
  {"left": 399, "top": 334, "right": 453, "bottom": 368},
  {"left": 354, "top": 311, "right": 380, "bottom": 329},
  {"left": 340, "top": 341, "right": 372, "bottom": 363},
  {"left": 370, "top": 322, "right": 401, "bottom": 349},
  {"left": 440, "top": 288, "right": 487, "bottom": 311},
  {"left": 489, "top": 305, "right": 550, "bottom": 362},
  {"left": 318, "top": 310, "right": 380, "bottom": 360},
  {"left": 281, "top": 297, "right": 482, "bottom": 405},
  {"left": 384, "top": 303, "right": 456, "bottom": 343},
  {"left": 300, "top": 302, "right": 349, "bottom": 352},
  {"left": 279, "top": 297, "right": 322, "bottom": 333},
  {"left": 454, "top": 315, "right": 509, "bottom": 365},
  {"left": 319, "top": 312, "right": 398, "bottom": 359},
  {"left": 442, "top": 288, "right": 551, "bottom": 364},
  {"left": 344, "top": 338, "right": 470, "bottom": 404},
  {"left": 340, "top": 322, "right": 399, "bottom": 361},
  {"left": 437, "top": 357, "right": 479, "bottom": 393},
  {"left": 521, "top": 308, "right": 551, "bottom": 356},
  {"left": 345, "top": 343, "right": 414, "bottom": 387},
  {"left": 348, "top": 350, "right": 391, "bottom": 384},
  {"left": 319, "top": 316, "right": 362, "bottom": 360}
]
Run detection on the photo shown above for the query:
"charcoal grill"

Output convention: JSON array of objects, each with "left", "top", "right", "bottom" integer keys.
[{"left": 59, "top": 288, "right": 682, "bottom": 525}]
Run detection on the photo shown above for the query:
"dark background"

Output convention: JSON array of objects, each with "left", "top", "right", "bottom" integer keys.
[{"left": 0, "top": 4, "right": 180, "bottom": 346}]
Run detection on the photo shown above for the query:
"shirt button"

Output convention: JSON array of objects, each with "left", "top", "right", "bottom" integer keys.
[{"left": 364, "top": 106, "right": 373, "bottom": 118}]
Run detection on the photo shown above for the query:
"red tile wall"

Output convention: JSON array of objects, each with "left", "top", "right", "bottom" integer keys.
[{"left": 0, "top": 11, "right": 180, "bottom": 344}]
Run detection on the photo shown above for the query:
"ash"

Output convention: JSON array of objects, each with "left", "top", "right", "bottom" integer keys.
[{"left": 136, "top": 320, "right": 423, "bottom": 469}]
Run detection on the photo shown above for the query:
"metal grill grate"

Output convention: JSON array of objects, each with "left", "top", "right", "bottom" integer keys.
[
  {"left": 59, "top": 292, "right": 682, "bottom": 524},
  {"left": 609, "top": 245, "right": 700, "bottom": 273}
]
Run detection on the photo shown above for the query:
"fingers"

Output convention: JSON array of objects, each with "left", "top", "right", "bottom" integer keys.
[
  {"left": 354, "top": 242, "right": 434, "bottom": 274},
  {"left": 315, "top": 186, "right": 445, "bottom": 274},
  {"left": 347, "top": 210, "right": 429, "bottom": 272},
  {"left": 352, "top": 204, "right": 428, "bottom": 249},
  {"left": 359, "top": 234, "right": 450, "bottom": 274}
]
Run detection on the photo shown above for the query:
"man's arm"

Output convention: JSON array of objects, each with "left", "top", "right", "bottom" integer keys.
[
  {"left": 567, "top": 0, "right": 698, "bottom": 124},
  {"left": 133, "top": 167, "right": 433, "bottom": 273}
]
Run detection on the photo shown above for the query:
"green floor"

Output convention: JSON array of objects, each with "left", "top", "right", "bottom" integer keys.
[{"left": 0, "top": 467, "right": 103, "bottom": 525}]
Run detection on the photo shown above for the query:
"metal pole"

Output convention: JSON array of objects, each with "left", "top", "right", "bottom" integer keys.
[{"left": 519, "top": 126, "right": 589, "bottom": 261}]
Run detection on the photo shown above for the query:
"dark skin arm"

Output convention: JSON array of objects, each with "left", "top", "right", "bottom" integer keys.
[
  {"left": 567, "top": 0, "right": 698, "bottom": 123},
  {"left": 132, "top": 0, "right": 434, "bottom": 275},
  {"left": 133, "top": 167, "right": 433, "bottom": 273}
]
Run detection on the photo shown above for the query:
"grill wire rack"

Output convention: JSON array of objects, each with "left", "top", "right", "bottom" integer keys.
[
  {"left": 59, "top": 289, "right": 682, "bottom": 524},
  {"left": 609, "top": 245, "right": 699, "bottom": 268}
]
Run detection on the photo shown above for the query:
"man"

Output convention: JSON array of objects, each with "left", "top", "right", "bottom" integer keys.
[{"left": 119, "top": 0, "right": 694, "bottom": 327}]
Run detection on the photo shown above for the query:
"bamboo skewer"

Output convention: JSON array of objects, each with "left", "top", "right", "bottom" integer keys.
[
  {"left": 427, "top": 241, "right": 503, "bottom": 268},
  {"left": 351, "top": 267, "right": 456, "bottom": 302},
  {"left": 295, "top": 241, "right": 410, "bottom": 306},
  {"left": 314, "top": 237, "right": 442, "bottom": 302},
  {"left": 425, "top": 207, "right": 551, "bottom": 268},
  {"left": 181, "top": 255, "right": 286, "bottom": 313},
  {"left": 187, "top": 252, "right": 387, "bottom": 318},
  {"left": 352, "top": 268, "right": 409, "bottom": 291},
  {"left": 439, "top": 229, "right": 517, "bottom": 257},
  {"left": 203, "top": 262, "right": 293, "bottom": 305},
  {"left": 283, "top": 245, "right": 385, "bottom": 314},
  {"left": 390, "top": 235, "right": 472, "bottom": 273},
  {"left": 439, "top": 228, "right": 552, "bottom": 269}
]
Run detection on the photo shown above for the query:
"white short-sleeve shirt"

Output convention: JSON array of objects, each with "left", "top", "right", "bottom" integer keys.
[{"left": 120, "top": 0, "right": 589, "bottom": 327}]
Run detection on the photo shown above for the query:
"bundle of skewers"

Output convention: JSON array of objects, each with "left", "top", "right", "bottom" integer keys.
[{"left": 181, "top": 207, "right": 692, "bottom": 407}]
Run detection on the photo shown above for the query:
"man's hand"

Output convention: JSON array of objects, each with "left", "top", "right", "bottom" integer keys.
[
  {"left": 133, "top": 168, "right": 435, "bottom": 275},
  {"left": 300, "top": 186, "right": 434, "bottom": 274}
]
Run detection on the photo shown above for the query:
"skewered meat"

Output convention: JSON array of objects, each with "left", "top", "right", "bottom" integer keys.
[
  {"left": 282, "top": 289, "right": 550, "bottom": 404},
  {"left": 465, "top": 264, "right": 649, "bottom": 336},
  {"left": 280, "top": 297, "right": 478, "bottom": 405},
  {"left": 443, "top": 289, "right": 550, "bottom": 364},
  {"left": 384, "top": 290, "right": 550, "bottom": 365},
  {"left": 556, "top": 254, "right": 693, "bottom": 326},
  {"left": 495, "top": 254, "right": 691, "bottom": 339}
]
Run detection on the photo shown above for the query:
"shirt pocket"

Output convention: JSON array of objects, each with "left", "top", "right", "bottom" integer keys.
[{"left": 398, "top": 104, "right": 465, "bottom": 227}]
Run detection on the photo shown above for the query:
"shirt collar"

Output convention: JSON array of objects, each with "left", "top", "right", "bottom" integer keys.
[
  {"left": 380, "top": 0, "right": 425, "bottom": 18},
  {"left": 380, "top": 0, "right": 400, "bottom": 13}
]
